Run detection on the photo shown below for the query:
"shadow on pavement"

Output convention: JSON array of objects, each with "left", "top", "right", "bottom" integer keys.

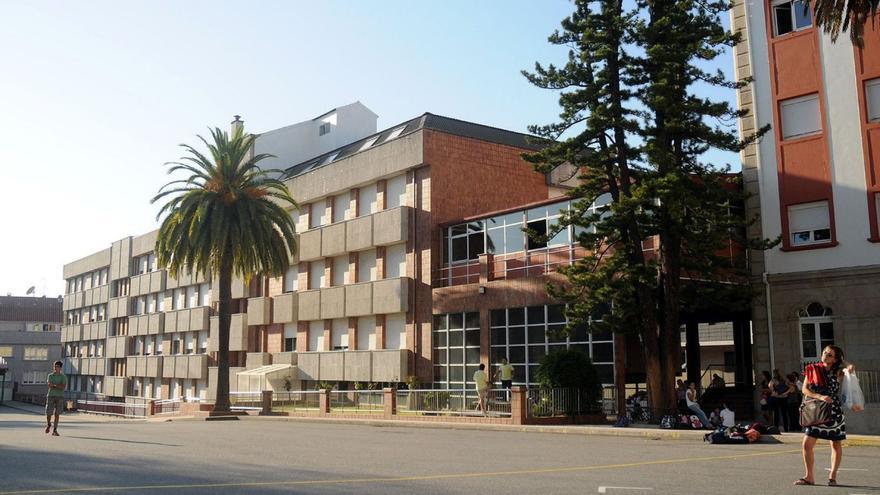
[{"left": 65, "top": 435, "right": 182, "bottom": 447}]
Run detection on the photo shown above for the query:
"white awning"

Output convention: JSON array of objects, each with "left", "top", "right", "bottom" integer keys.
[{"left": 237, "top": 364, "right": 295, "bottom": 378}]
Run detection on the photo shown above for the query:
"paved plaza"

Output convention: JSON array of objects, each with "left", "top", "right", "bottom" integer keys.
[{"left": 1, "top": 405, "right": 878, "bottom": 495}]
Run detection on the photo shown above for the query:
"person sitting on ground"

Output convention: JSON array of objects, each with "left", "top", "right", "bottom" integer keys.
[
  {"left": 709, "top": 408, "right": 722, "bottom": 427},
  {"left": 685, "top": 381, "right": 712, "bottom": 429},
  {"left": 720, "top": 402, "right": 735, "bottom": 427}
]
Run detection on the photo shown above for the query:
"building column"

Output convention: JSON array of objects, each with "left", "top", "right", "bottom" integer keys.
[
  {"left": 733, "top": 318, "right": 753, "bottom": 388},
  {"left": 685, "top": 319, "right": 701, "bottom": 386}
]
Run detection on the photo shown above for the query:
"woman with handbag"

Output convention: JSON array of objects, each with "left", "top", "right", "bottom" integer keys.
[{"left": 794, "top": 345, "right": 848, "bottom": 486}]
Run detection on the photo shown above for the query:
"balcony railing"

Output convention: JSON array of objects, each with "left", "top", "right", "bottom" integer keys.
[{"left": 433, "top": 245, "right": 584, "bottom": 288}]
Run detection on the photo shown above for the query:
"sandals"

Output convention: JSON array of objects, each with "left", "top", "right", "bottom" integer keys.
[
  {"left": 828, "top": 479, "right": 837, "bottom": 486},
  {"left": 793, "top": 478, "right": 815, "bottom": 486}
]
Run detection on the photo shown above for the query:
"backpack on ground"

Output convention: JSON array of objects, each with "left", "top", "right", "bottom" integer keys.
[
  {"left": 614, "top": 415, "right": 631, "bottom": 428},
  {"left": 659, "top": 415, "right": 676, "bottom": 429},
  {"left": 690, "top": 415, "right": 703, "bottom": 430}
]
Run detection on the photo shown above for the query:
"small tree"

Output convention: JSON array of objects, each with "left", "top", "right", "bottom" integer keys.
[{"left": 535, "top": 349, "right": 603, "bottom": 406}]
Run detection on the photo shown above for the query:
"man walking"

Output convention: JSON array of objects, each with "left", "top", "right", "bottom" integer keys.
[
  {"left": 473, "top": 363, "right": 489, "bottom": 416},
  {"left": 494, "top": 358, "right": 514, "bottom": 400},
  {"left": 45, "top": 360, "right": 66, "bottom": 436}
]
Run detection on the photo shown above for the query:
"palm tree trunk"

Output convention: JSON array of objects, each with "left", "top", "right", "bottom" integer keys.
[{"left": 213, "top": 251, "right": 233, "bottom": 413}]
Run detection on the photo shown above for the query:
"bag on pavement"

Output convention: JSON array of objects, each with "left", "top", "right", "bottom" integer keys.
[
  {"left": 690, "top": 415, "right": 703, "bottom": 430},
  {"left": 841, "top": 369, "right": 865, "bottom": 412},
  {"left": 659, "top": 415, "right": 676, "bottom": 429}
]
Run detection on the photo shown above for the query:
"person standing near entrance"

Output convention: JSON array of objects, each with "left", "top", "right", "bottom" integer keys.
[
  {"left": 473, "top": 364, "right": 489, "bottom": 416},
  {"left": 45, "top": 361, "right": 66, "bottom": 436},
  {"left": 494, "top": 358, "right": 514, "bottom": 390}
]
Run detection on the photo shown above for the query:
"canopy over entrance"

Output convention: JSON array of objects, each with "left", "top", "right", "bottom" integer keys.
[{"left": 236, "top": 364, "right": 296, "bottom": 393}]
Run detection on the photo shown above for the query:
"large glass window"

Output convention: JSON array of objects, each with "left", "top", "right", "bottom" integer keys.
[
  {"left": 772, "top": 0, "right": 812, "bottom": 36},
  {"left": 489, "top": 305, "right": 614, "bottom": 385},
  {"left": 432, "top": 312, "right": 481, "bottom": 390}
]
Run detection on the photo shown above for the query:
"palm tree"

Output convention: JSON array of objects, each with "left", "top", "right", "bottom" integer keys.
[
  {"left": 152, "top": 125, "right": 298, "bottom": 415},
  {"left": 810, "top": 0, "right": 878, "bottom": 46}
]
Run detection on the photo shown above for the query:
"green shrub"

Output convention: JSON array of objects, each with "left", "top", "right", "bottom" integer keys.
[{"left": 535, "top": 348, "right": 603, "bottom": 409}]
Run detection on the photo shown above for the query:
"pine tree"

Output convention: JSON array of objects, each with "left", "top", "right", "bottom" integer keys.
[{"left": 523, "top": 0, "right": 769, "bottom": 412}]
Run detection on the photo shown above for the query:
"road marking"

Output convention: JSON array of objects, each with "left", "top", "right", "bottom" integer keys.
[
  {"left": 0, "top": 447, "right": 807, "bottom": 495},
  {"left": 598, "top": 487, "right": 653, "bottom": 493}
]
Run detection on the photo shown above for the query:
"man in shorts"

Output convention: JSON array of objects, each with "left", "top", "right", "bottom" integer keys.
[
  {"left": 494, "top": 358, "right": 515, "bottom": 400},
  {"left": 473, "top": 364, "right": 489, "bottom": 416},
  {"left": 46, "top": 360, "right": 66, "bottom": 436}
]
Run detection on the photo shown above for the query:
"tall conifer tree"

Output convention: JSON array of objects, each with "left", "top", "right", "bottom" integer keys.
[{"left": 523, "top": 0, "right": 769, "bottom": 411}]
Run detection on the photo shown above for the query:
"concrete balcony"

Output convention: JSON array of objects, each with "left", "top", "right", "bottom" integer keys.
[
  {"left": 247, "top": 297, "right": 272, "bottom": 326},
  {"left": 108, "top": 296, "right": 130, "bottom": 319},
  {"left": 210, "top": 278, "right": 250, "bottom": 303},
  {"left": 297, "top": 290, "right": 321, "bottom": 321},
  {"left": 61, "top": 325, "right": 83, "bottom": 343},
  {"left": 162, "top": 354, "right": 208, "bottom": 380},
  {"left": 298, "top": 206, "right": 411, "bottom": 262},
  {"left": 165, "top": 270, "right": 209, "bottom": 290},
  {"left": 208, "top": 313, "right": 248, "bottom": 352},
  {"left": 298, "top": 278, "right": 410, "bottom": 321},
  {"left": 72, "top": 291, "right": 84, "bottom": 309},
  {"left": 104, "top": 376, "right": 128, "bottom": 397},
  {"left": 129, "top": 313, "right": 165, "bottom": 336},
  {"left": 80, "top": 357, "right": 107, "bottom": 376},
  {"left": 63, "top": 357, "right": 81, "bottom": 375},
  {"left": 130, "top": 271, "right": 166, "bottom": 297},
  {"left": 125, "top": 355, "right": 164, "bottom": 378},
  {"left": 295, "top": 349, "right": 410, "bottom": 383},
  {"left": 105, "top": 336, "right": 128, "bottom": 359},
  {"left": 82, "top": 321, "right": 108, "bottom": 341},
  {"left": 271, "top": 352, "right": 298, "bottom": 365},
  {"left": 272, "top": 293, "right": 298, "bottom": 324},
  {"left": 82, "top": 285, "right": 110, "bottom": 307},
  {"left": 164, "top": 306, "right": 211, "bottom": 333}
]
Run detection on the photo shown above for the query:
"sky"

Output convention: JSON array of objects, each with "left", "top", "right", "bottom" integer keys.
[{"left": 0, "top": 1, "right": 740, "bottom": 298}]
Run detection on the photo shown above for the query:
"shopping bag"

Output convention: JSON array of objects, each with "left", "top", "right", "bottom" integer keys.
[{"left": 842, "top": 369, "right": 865, "bottom": 412}]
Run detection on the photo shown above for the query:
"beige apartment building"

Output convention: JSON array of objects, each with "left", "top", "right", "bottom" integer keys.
[{"left": 61, "top": 109, "right": 622, "bottom": 403}]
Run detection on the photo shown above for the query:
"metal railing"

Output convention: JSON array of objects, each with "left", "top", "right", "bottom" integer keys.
[
  {"left": 857, "top": 370, "right": 880, "bottom": 404},
  {"left": 433, "top": 245, "right": 580, "bottom": 288},
  {"left": 527, "top": 387, "right": 603, "bottom": 418},
  {"left": 396, "top": 388, "right": 511, "bottom": 417},
  {"left": 698, "top": 364, "right": 736, "bottom": 390},
  {"left": 228, "top": 392, "right": 262, "bottom": 411},
  {"left": 76, "top": 399, "right": 148, "bottom": 418},
  {"left": 271, "top": 390, "right": 321, "bottom": 413},
  {"left": 328, "top": 390, "right": 384, "bottom": 414},
  {"left": 153, "top": 398, "right": 182, "bottom": 415}
]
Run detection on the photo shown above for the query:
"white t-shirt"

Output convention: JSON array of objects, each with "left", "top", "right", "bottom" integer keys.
[
  {"left": 720, "top": 408, "right": 735, "bottom": 427},
  {"left": 685, "top": 389, "right": 698, "bottom": 407}
]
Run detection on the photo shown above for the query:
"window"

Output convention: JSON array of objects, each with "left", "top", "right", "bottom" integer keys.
[
  {"left": 486, "top": 212, "right": 525, "bottom": 256},
  {"left": 385, "top": 244, "right": 406, "bottom": 278},
  {"left": 800, "top": 318, "right": 834, "bottom": 362},
  {"left": 309, "top": 320, "right": 325, "bottom": 351},
  {"left": 386, "top": 126, "right": 406, "bottom": 141},
  {"left": 309, "top": 260, "right": 326, "bottom": 289},
  {"left": 173, "top": 288, "right": 184, "bottom": 310},
  {"left": 284, "top": 323, "right": 297, "bottom": 352},
  {"left": 0, "top": 346, "right": 12, "bottom": 358},
  {"left": 198, "top": 331, "right": 207, "bottom": 353},
  {"left": 185, "top": 332, "right": 194, "bottom": 354},
  {"left": 284, "top": 265, "right": 299, "bottom": 293},
  {"left": 358, "top": 249, "right": 377, "bottom": 282},
  {"left": 527, "top": 204, "right": 570, "bottom": 250},
  {"left": 780, "top": 94, "right": 821, "bottom": 139},
  {"left": 186, "top": 285, "right": 197, "bottom": 308},
  {"left": 157, "top": 293, "right": 165, "bottom": 312},
  {"left": 24, "top": 346, "right": 48, "bottom": 361},
  {"left": 291, "top": 209, "right": 302, "bottom": 232},
  {"left": 772, "top": 0, "right": 812, "bottom": 36},
  {"left": 449, "top": 221, "right": 485, "bottom": 263},
  {"left": 319, "top": 122, "right": 331, "bottom": 135},
  {"left": 199, "top": 283, "right": 211, "bottom": 307},
  {"left": 789, "top": 201, "right": 831, "bottom": 245},
  {"left": 385, "top": 313, "right": 406, "bottom": 350},
  {"left": 333, "top": 193, "right": 350, "bottom": 223},
  {"left": 332, "top": 256, "right": 349, "bottom": 286},
  {"left": 357, "top": 316, "right": 376, "bottom": 350},
  {"left": 23, "top": 371, "right": 43, "bottom": 384},
  {"left": 147, "top": 294, "right": 156, "bottom": 314},
  {"left": 310, "top": 199, "right": 328, "bottom": 229},
  {"left": 155, "top": 334, "right": 163, "bottom": 355},
  {"left": 331, "top": 318, "right": 349, "bottom": 350},
  {"left": 488, "top": 305, "right": 614, "bottom": 386},
  {"left": 867, "top": 78, "right": 880, "bottom": 123},
  {"left": 359, "top": 184, "right": 378, "bottom": 216},
  {"left": 385, "top": 174, "right": 407, "bottom": 209},
  {"left": 101, "top": 268, "right": 109, "bottom": 286},
  {"left": 432, "top": 312, "right": 481, "bottom": 390},
  {"left": 358, "top": 136, "right": 379, "bottom": 152}
]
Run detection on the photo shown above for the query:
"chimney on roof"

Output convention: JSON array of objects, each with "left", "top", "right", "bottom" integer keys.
[{"left": 231, "top": 115, "right": 243, "bottom": 135}]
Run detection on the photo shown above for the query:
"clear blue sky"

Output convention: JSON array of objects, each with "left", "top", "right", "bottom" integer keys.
[{"left": 0, "top": 1, "right": 739, "bottom": 297}]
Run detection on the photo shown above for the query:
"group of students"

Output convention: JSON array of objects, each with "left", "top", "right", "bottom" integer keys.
[
  {"left": 758, "top": 369, "right": 803, "bottom": 432},
  {"left": 675, "top": 379, "right": 729, "bottom": 429}
]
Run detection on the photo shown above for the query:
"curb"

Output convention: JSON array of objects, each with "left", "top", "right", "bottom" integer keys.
[{"left": 235, "top": 414, "right": 880, "bottom": 446}]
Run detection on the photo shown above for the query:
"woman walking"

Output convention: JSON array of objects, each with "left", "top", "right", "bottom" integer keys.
[{"left": 794, "top": 345, "right": 850, "bottom": 486}]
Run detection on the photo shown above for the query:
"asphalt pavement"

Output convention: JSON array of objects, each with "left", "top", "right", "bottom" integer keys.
[{"left": 1, "top": 404, "right": 878, "bottom": 495}]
